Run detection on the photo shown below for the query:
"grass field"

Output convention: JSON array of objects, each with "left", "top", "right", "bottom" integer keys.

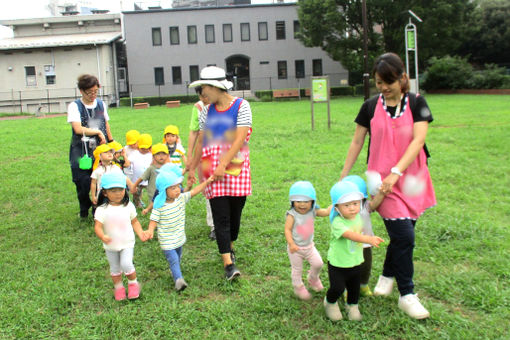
[{"left": 0, "top": 94, "right": 509, "bottom": 339}]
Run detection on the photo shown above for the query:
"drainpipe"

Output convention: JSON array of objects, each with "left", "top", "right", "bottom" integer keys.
[{"left": 94, "top": 43, "right": 102, "bottom": 98}]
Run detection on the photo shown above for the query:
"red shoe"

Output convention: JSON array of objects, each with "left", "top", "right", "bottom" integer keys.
[
  {"left": 127, "top": 282, "right": 140, "bottom": 300},
  {"left": 114, "top": 286, "right": 126, "bottom": 301}
]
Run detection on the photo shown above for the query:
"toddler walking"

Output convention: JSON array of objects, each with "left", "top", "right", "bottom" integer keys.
[
  {"left": 324, "top": 181, "right": 384, "bottom": 321},
  {"left": 285, "top": 181, "right": 331, "bottom": 300},
  {"left": 127, "top": 133, "right": 153, "bottom": 208},
  {"left": 147, "top": 171, "right": 213, "bottom": 291},
  {"left": 163, "top": 125, "right": 187, "bottom": 169},
  {"left": 94, "top": 172, "right": 148, "bottom": 301},
  {"left": 90, "top": 144, "right": 124, "bottom": 206}
]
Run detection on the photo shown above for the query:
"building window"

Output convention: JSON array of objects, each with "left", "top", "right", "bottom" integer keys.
[
  {"left": 25, "top": 66, "right": 36, "bottom": 86},
  {"left": 172, "top": 66, "right": 182, "bottom": 84},
  {"left": 154, "top": 67, "right": 164, "bottom": 85},
  {"left": 170, "top": 26, "right": 179, "bottom": 45},
  {"left": 240, "top": 23, "right": 250, "bottom": 41},
  {"left": 276, "top": 21, "right": 286, "bottom": 40},
  {"left": 277, "top": 61, "right": 287, "bottom": 79},
  {"left": 187, "top": 25, "right": 197, "bottom": 44},
  {"left": 44, "top": 65, "right": 56, "bottom": 85},
  {"left": 293, "top": 20, "right": 300, "bottom": 39},
  {"left": 205, "top": 24, "right": 215, "bottom": 43},
  {"left": 152, "top": 27, "right": 162, "bottom": 46},
  {"left": 223, "top": 24, "right": 232, "bottom": 42},
  {"left": 295, "top": 60, "right": 305, "bottom": 78},
  {"left": 258, "top": 22, "right": 268, "bottom": 41},
  {"left": 313, "top": 59, "right": 323, "bottom": 76},
  {"left": 190, "top": 65, "right": 199, "bottom": 82}
]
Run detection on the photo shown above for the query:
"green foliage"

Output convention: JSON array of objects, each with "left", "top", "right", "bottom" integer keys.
[{"left": 119, "top": 94, "right": 199, "bottom": 107}]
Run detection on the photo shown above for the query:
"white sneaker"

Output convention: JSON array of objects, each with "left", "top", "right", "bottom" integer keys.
[
  {"left": 398, "top": 294, "right": 430, "bottom": 319},
  {"left": 346, "top": 304, "right": 363, "bottom": 321},
  {"left": 373, "top": 275, "right": 394, "bottom": 296},
  {"left": 323, "top": 297, "right": 343, "bottom": 321}
]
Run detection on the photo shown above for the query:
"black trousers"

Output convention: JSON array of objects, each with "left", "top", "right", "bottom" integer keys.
[
  {"left": 359, "top": 247, "right": 372, "bottom": 285},
  {"left": 382, "top": 218, "right": 416, "bottom": 296},
  {"left": 209, "top": 196, "right": 246, "bottom": 254},
  {"left": 326, "top": 263, "right": 361, "bottom": 305},
  {"left": 71, "top": 167, "right": 92, "bottom": 217}
]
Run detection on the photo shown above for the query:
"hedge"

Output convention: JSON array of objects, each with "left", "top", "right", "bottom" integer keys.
[
  {"left": 119, "top": 94, "right": 199, "bottom": 107},
  {"left": 255, "top": 86, "right": 361, "bottom": 100}
]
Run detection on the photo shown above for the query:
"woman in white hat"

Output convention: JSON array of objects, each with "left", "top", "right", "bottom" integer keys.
[{"left": 188, "top": 66, "right": 252, "bottom": 281}]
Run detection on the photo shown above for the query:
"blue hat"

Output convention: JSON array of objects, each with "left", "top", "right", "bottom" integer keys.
[
  {"left": 158, "top": 163, "right": 183, "bottom": 177},
  {"left": 153, "top": 171, "right": 184, "bottom": 209},
  {"left": 101, "top": 172, "right": 127, "bottom": 189},
  {"left": 342, "top": 175, "right": 368, "bottom": 198},
  {"left": 289, "top": 181, "right": 317, "bottom": 202},
  {"left": 329, "top": 181, "right": 364, "bottom": 223}
]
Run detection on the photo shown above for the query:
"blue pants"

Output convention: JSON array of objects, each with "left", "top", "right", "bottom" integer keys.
[
  {"left": 163, "top": 247, "right": 183, "bottom": 281},
  {"left": 382, "top": 219, "right": 416, "bottom": 296}
]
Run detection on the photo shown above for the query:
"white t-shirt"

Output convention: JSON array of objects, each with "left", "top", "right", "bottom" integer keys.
[
  {"left": 94, "top": 202, "right": 137, "bottom": 251},
  {"left": 67, "top": 99, "right": 110, "bottom": 125},
  {"left": 127, "top": 150, "right": 153, "bottom": 185},
  {"left": 91, "top": 164, "right": 123, "bottom": 198}
]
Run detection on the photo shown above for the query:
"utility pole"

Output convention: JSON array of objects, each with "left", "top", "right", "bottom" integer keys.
[{"left": 362, "top": 0, "right": 370, "bottom": 101}]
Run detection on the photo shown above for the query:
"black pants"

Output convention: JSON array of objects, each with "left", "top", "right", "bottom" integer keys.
[
  {"left": 326, "top": 263, "right": 361, "bottom": 305},
  {"left": 209, "top": 196, "right": 246, "bottom": 254},
  {"left": 359, "top": 247, "right": 372, "bottom": 285},
  {"left": 382, "top": 218, "right": 416, "bottom": 296},
  {"left": 71, "top": 167, "right": 92, "bottom": 217}
]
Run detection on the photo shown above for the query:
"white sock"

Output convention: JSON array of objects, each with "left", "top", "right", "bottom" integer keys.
[
  {"left": 128, "top": 278, "right": 138, "bottom": 284},
  {"left": 114, "top": 282, "right": 124, "bottom": 289}
]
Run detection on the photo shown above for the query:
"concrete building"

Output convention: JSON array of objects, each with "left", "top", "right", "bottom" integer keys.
[
  {"left": 0, "top": 13, "right": 125, "bottom": 114},
  {"left": 122, "top": 3, "right": 348, "bottom": 97}
]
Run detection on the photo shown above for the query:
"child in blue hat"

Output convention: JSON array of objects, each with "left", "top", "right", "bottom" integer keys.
[
  {"left": 146, "top": 171, "right": 213, "bottom": 291},
  {"left": 285, "top": 181, "right": 332, "bottom": 300},
  {"left": 94, "top": 172, "right": 149, "bottom": 301},
  {"left": 324, "top": 181, "right": 384, "bottom": 321}
]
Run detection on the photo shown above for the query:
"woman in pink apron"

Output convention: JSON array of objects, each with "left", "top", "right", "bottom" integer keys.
[
  {"left": 340, "top": 53, "right": 436, "bottom": 319},
  {"left": 188, "top": 66, "right": 252, "bottom": 281}
]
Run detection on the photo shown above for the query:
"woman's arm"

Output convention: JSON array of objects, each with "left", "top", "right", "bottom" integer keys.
[
  {"left": 213, "top": 126, "right": 250, "bottom": 180},
  {"left": 71, "top": 122, "right": 106, "bottom": 144},
  {"left": 105, "top": 121, "right": 113, "bottom": 143},
  {"left": 339, "top": 124, "right": 368, "bottom": 180},
  {"left": 187, "top": 130, "right": 204, "bottom": 188},
  {"left": 381, "top": 121, "right": 429, "bottom": 194}
]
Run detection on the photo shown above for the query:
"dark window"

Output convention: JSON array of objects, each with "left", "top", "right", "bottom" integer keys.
[
  {"left": 187, "top": 25, "right": 197, "bottom": 44},
  {"left": 223, "top": 24, "right": 232, "bottom": 42},
  {"left": 169, "top": 26, "right": 179, "bottom": 45},
  {"left": 25, "top": 66, "right": 36, "bottom": 86},
  {"left": 277, "top": 61, "right": 287, "bottom": 79},
  {"left": 154, "top": 67, "right": 164, "bottom": 85},
  {"left": 46, "top": 75, "right": 56, "bottom": 85},
  {"left": 190, "top": 65, "right": 199, "bottom": 82},
  {"left": 293, "top": 20, "right": 300, "bottom": 39},
  {"left": 172, "top": 66, "right": 182, "bottom": 84},
  {"left": 276, "top": 21, "right": 286, "bottom": 40},
  {"left": 152, "top": 27, "right": 162, "bottom": 46},
  {"left": 44, "top": 65, "right": 55, "bottom": 85},
  {"left": 295, "top": 60, "right": 305, "bottom": 79},
  {"left": 205, "top": 24, "right": 215, "bottom": 43},
  {"left": 260, "top": 61, "right": 269, "bottom": 65},
  {"left": 240, "top": 23, "right": 250, "bottom": 41},
  {"left": 313, "top": 59, "right": 323, "bottom": 76},
  {"left": 258, "top": 22, "right": 268, "bottom": 41}
]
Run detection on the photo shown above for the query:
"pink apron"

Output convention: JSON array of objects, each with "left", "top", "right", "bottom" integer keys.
[{"left": 368, "top": 94, "right": 436, "bottom": 219}]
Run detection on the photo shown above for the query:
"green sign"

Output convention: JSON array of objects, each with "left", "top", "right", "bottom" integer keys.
[
  {"left": 407, "top": 30, "right": 415, "bottom": 49},
  {"left": 312, "top": 78, "right": 328, "bottom": 102}
]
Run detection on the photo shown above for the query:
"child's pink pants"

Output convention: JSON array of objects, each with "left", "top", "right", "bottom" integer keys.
[{"left": 287, "top": 242, "right": 323, "bottom": 287}]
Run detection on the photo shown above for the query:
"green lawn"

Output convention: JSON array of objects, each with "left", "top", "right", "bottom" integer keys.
[{"left": 0, "top": 95, "right": 509, "bottom": 339}]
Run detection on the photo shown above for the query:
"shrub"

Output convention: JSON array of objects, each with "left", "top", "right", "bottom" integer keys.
[
  {"left": 467, "top": 64, "right": 509, "bottom": 89},
  {"left": 119, "top": 94, "right": 199, "bottom": 106},
  {"left": 422, "top": 55, "right": 473, "bottom": 90}
]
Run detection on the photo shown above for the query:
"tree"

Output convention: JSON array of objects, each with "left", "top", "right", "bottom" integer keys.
[{"left": 297, "top": 0, "right": 477, "bottom": 78}]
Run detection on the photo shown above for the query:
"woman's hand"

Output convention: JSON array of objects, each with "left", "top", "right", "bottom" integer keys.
[
  {"left": 381, "top": 173, "right": 400, "bottom": 194},
  {"left": 212, "top": 162, "right": 226, "bottom": 181},
  {"left": 97, "top": 131, "right": 106, "bottom": 145}
]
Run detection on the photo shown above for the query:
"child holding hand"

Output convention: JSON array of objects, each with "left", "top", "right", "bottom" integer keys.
[
  {"left": 94, "top": 172, "right": 149, "bottom": 301},
  {"left": 90, "top": 144, "right": 124, "bottom": 206},
  {"left": 324, "top": 181, "right": 384, "bottom": 321},
  {"left": 285, "top": 181, "right": 331, "bottom": 300}
]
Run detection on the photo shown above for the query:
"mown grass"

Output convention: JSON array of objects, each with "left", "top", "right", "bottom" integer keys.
[{"left": 0, "top": 94, "right": 509, "bottom": 339}]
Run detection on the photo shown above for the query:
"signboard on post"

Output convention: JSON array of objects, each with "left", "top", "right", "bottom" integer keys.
[{"left": 310, "top": 76, "right": 331, "bottom": 130}]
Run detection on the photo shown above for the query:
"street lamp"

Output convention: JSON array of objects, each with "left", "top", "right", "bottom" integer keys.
[{"left": 405, "top": 10, "right": 422, "bottom": 93}]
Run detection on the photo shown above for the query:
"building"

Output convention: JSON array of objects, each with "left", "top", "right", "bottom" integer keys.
[
  {"left": 0, "top": 13, "right": 125, "bottom": 114},
  {"left": 122, "top": 3, "right": 348, "bottom": 97}
]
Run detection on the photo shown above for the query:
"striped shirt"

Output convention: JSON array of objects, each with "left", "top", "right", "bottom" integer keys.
[
  {"left": 150, "top": 191, "right": 191, "bottom": 250},
  {"left": 167, "top": 142, "right": 186, "bottom": 167}
]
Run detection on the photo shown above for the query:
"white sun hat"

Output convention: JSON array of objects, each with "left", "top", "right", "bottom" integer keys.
[{"left": 188, "top": 66, "right": 233, "bottom": 91}]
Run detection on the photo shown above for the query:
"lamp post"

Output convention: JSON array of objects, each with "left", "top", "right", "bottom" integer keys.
[
  {"left": 362, "top": 0, "right": 370, "bottom": 101},
  {"left": 405, "top": 10, "right": 422, "bottom": 93}
]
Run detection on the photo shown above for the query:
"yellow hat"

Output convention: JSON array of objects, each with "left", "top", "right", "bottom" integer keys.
[
  {"left": 138, "top": 133, "right": 153, "bottom": 149},
  {"left": 108, "top": 141, "right": 123, "bottom": 152},
  {"left": 164, "top": 125, "right": 179, "bottom": 136},
  {"left": 125, "top": 130, "right": 140, "bottom": 145},
  {"left": 152, "top": 143, "right": 169, "bottom": 155},
  {"left": 92, "top": 144, "right": 114, "bottom": 170}
]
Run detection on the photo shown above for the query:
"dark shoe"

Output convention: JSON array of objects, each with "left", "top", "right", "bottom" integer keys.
[
  {"left": 209, "top": 230, "right": 216, "bottom": 241},
  {"left": 230, "top": 249, "right": 236, "bottom": 264},
  {"left": 224, "top": 264, "right": 240, "bottom": 281}
]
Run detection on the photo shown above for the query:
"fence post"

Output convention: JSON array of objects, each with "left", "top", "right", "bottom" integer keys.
[
  {"left": 158, "top": 85, "right": 161, "bottom": 106},
  {"left": 47, "top": 89, "right": 50, "bottom": 114},
  {"left": 269, "top": 76, "right": 272, "bottom": 91},
  {"left": 11, "top": 89, "right": 15, "bottom": 114},
  {"left": 130, "top": 84, "right": 133, "bottom": 109},
  {"left": 19, "top": 91, "right": 22, "bottom": 114}
]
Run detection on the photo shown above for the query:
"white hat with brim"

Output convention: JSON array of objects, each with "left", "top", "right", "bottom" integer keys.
[{"left": 189, "top": 66, "right": 233, "bottom": 91}]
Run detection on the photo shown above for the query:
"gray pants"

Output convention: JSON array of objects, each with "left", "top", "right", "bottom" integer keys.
[{"left": 105, "top": 248, "right": 135, "bottom": 276}]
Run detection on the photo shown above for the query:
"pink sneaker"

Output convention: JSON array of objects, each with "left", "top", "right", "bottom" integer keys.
[
  {"left": 307, "top": 275, "right": 324, "bottom": 292},
  {"left": 127, "top": 282, "right": 140, "bottom": 300},
  {"left": 294, "top": 285, "right": 312, "bottom": 300},
  {"left": 114, "top": 286, "right": 126, "bottom": 301}
]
